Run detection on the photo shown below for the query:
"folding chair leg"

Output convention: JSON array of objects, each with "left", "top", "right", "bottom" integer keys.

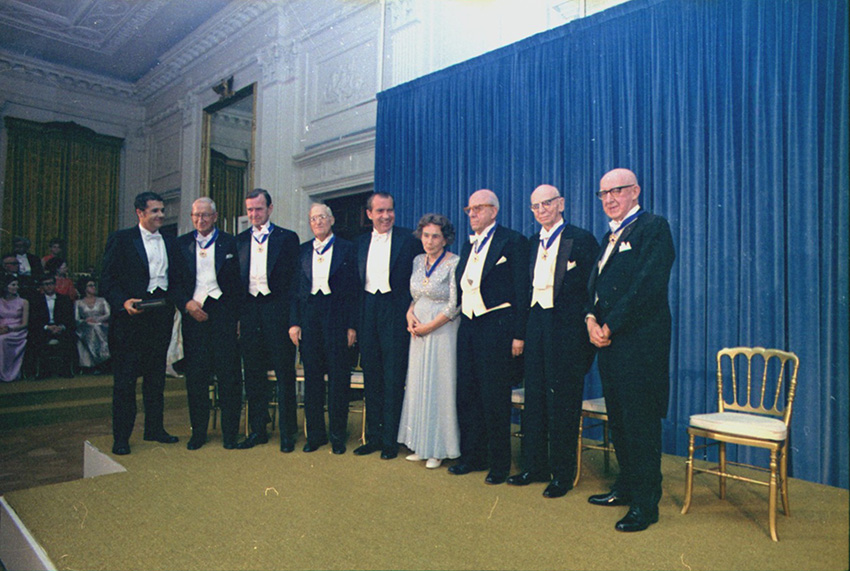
[
  {"left": 779, "top": 446, "right": 791, "bottom": 516},
  {"left": 769, "top": 448, "right": 779, "bottom": 542},
  {"left": 681, "top": 432, "right": 695, "bottom": 515},
  {"left": 573, "top": 417, "right": 584, "bottom": 489},
  {"left": 719, "top": 442, "right": 727, "bottom": 499}
]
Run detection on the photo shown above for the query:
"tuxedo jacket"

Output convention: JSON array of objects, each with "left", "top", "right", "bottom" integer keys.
[
  {"left": 176, "top": 229, "right": 242, "bottom": 317},
  {"left": 356, "top": 225, "right": 422, "bottom": 324},
  {"left": 100, "top": 226, "right": 190, "bottom": 315},
  {"left": 587, "top": 211, "right": 675, "bottom": 412},
  {"left": 291, "top": 237, "right": 358, "bottom": 332},
  {"left": 528, "top": 224, "right": 598, "bottom": 372},
  {"left": 29, "top": 292, "right": 75, "bottom": 340},
  {"left": 457, "top": 225, "right": 529, "bottom": 340}
]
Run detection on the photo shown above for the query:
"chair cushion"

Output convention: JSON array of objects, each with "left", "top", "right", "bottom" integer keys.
[
  {"left": 511, "top": 387, "right": 525, "bottom": 404},
  {"left": 689, "top": 412, "right": 787, "bottom": 441},
  {"left": 582, "top": 397, "right": 607, "bottom": 414}
]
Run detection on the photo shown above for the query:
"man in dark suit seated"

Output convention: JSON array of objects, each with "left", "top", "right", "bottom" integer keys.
[
  {"left": 585, "top": 168, "right": 675, "bottom": 532},
  {"left": 236, "top": 188, "right": 301, "bottom": 452},
  {"left": 12, "top": 236, "right": 44, "bottom": 288},
  {"left": 28, "top": 275, "right": 75, "bottom": 378},
  {"left": 101, "top": 191, "right": 190, "bottom": 455},
  {"left": 506, "top": 184, "right": 598, "bottom": 498},
  {"left": 450, "top": 189, "right": 529, "bottom": 485},
  {"left": 353, "top": 192, "right": 422, "bottom": 459},
  {"left": 289, "top": 203, "right": 358, "bottom": 455},
  {"left": 177, "top": 197, "right": 243, "bottom": 451}
]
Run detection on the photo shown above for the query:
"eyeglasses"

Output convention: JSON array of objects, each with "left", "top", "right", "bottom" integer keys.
[
  {"left": 530, "top": 197, "right": 561, "bottom": 211},
  {"left": 596, "top": 184, "right": 633, "bottom": 200},
  {"left": 191, "top": 213, "right": 214, "bottom": 219},
  {"left": 463, "top": 204, "right": 495, "bottom": 214},
  {"left": 310, "top": 214, "right": 330, "bottom": 222}
]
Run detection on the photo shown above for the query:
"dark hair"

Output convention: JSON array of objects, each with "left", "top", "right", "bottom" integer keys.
[
  {"left": 49, "top": 237, "right": 65, "bottom": 248},
  {"left": 12, "top": 236, "right": 30, "bottom": 249},
  {"left": 413, "top": 213, "right": 456, "bottom": 246},
  {"left": 44, "top": 256, "right": 66, "bottom": 275},
  {"left": 134, "top": 191, "right": 165, "bottom": 211},
  {"left": 366, "top": 192, "right": 394, "bottom": 211},
  {"left": 246, "top": 188, "right": 272, "bottom": 207},
  {"left": 76, "top": 276, "right": 96, "bottom": 293},
  {"left": 2, "top": 273, "right": 18, "bottom": 294},
  {"left": 40, "top": 275, "right": 56, "bottom": 286}
]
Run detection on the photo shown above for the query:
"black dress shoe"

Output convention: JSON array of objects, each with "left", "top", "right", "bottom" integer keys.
[
  {"left": 222, "top": 440, "right": 237, "bottom": 450},
  {"left": 187, "top": 435, "right": 206, "bottom": 451},
  {"left": 615, "top": 506, "right": 658, "bottom": 532},
  {"left": 236, "top": 432, "right": 269, "bottom": 450},
  {"left": 303, "top": 441, "right": 325, "bottom": 453},
  {"left": 353, "top": 442, "right": 381, "bottom": 456},
  {"left": 380, "top": 446, "right": 398, "bottom": 460},
  {"left": 332, "top": 443, "right": 346, "bottom": 455},
  {"left": 144, "top": 432, "right": 179, "bottom": 444},
  {"left": 448, "top": 462, "right": 488, "bottom": 476},
  {"left": 112, "top": 442, "right": 130, "bottom": 455},
  {"left": 506, "top": 471, "right": 551, "bottom": 486},
  {"left": 485, "top": 471, "right": 508, "bottom": 485},
  {"left": 588, "top": 489, "right": 632, "bottom": 507},
  {"left": 543, "top": 479, "right": 572, "bottom": 498}
]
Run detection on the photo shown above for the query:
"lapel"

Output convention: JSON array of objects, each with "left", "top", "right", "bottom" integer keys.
[
  {"left": 238, "top": 231, "right": 251, "bottom": 284},
  {"left": 213, "top": 234, "right": 226, "bottom": 274},
  {"left": 184, "top": 234, "right": 198, "bottom": 275},
  {"left": 553, "top": 232, "right": 574, "bottom": 301},
  {"left": 301, "top": 243, "right": 313, "bottom": 282},
  {"left": 131, "top": 227, "right": 150, "bottom": 279},
  {"left": 266, "top": 226, "right": 281, "bottom": 274},
  {"left": 327, "top": 239, "right": 343, "bottom": 278},
  {"left": 480, "top": 225, "right": 507, "bottom": 281},
  {"left": 388, "top": 226, "right": 403, "bottom": 275},
  {"left": 357, "top": 234, "right": 369, "bottom": 283}
]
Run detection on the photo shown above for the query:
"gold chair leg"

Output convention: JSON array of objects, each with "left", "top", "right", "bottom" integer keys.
[
  {"left": 573, "top": 416, "right": 584, "bottom": 489},
  {"left": 719, "top": 442, "right": 727, "bottom": 500},
  {"left": 769, "top": 448, "right": 779, "bottom": 541},
  {"left": 682, "top": 432, "right": 695, "bottom": 514},
  {"left": 779, "top": 445, "right": 791, "bottom": 516}
]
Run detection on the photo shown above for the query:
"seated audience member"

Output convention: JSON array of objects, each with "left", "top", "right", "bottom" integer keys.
[
  {"left": 74, "top": 277, "right": 110, "bottom": 373},
  {"left": 28, "top": 275, "right": 75, "bottom": 378},
  {"left": 3, "top": 253, "right": 37, "bottom": 300},
  {"left": 12, "top": 236, "right": 44, "bottom": 284},
  {"left": 45, "top": 257, "right": 78, "bottom": 301},
  {"left": 42, "top": 238, "right": 64, "bottom": 269},
  {"left": 0, "top": 275, "right": 29, "bottom": 382}
]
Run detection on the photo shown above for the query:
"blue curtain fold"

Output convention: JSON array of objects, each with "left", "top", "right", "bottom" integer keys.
[{"left": 375, "top": 0, "right": 848, "bottom": 488}]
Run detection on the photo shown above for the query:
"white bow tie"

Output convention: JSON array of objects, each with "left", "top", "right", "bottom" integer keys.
[
  {"left": 372, "top": 231, "right": 389, "bottom": 242},
  {"left": 143, "top": 232, "right": 162, "bottom": 241}
]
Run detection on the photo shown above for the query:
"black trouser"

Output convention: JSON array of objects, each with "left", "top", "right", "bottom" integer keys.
[
  {"left": 359, "top": 292, "right": 410, "bottom": 449},
  {"left": 300, "top": 292, "right": 350, "bottom": 446},
  {"left": 455, "top": 308, "right": 516, "bottom": 474},
  {"left": 521, "top": 305, "right": 585, "bottom": 481},
  {"left": 111, "top": 294, "right": 173, "bottom": 444},
  {"left": 241, "top": 294, "right": 297, "bottom": 439},
  {"left": 182, "top": 297, "right": 242, "bottom": 444}
]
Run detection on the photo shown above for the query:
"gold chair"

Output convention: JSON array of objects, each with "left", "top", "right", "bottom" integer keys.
[
  {"left": 574, "top": 397, "right": 614, "bottom": 488},
  {"left": 349, "top": 370, "right": 366, "bottom": 444},
  {"left": 681, "top": 347, "right": 800, "bottom": 541},
  {"left": 510, "top": 387, "right": 525, "bottom": 438}
]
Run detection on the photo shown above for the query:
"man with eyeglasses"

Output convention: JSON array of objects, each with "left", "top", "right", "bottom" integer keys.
[
  {"left": 354, "top": 192, "right": 422, "bottom": 459},
  {"left": 585, "top": 168, "right": 675, "bottom": 532},
  {"left": 176, "top": 197, "right": 243, "bottom": 450},
  {"left": 289, "top": 203, "right": 358, "bottom": 455},
  {"left": 506, "top": 184, "right": 598, "bottom": 498},
  {"left": 449, "top": 189, "right": 528, "bottom": 485},
  {"left": 236, "top": 188, "right": 301, "bottom": 452}
]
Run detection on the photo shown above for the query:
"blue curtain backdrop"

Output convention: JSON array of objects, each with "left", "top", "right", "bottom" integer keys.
[{"left": 374, "top": 0, "right": 848, "bottom": 488}]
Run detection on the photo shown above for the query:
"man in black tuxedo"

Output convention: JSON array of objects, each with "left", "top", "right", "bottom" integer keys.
[
  {"left": 585, "top": 168, "right": 675, "bottom": 532},
  {"left": 236, "top": 188, "right": 300, "bottom": 452},
  {"left": 449, "top": 189, "right": 529, "bottom": 485},
  {"left": 353, "top": 192, "right": 422, "bottom": 459},
  {"left": 289, "top": 203, "right": 358, "bottom": 455},
  {"left": 28, "top": 275, "right": 76, "bottom": 378},
  {"left": 177, "top": 197, "right": 243, "bottom": 451},
  {"left": 101, "top": 191, "right": 190, "bottom": 455},
  {"left": 506, "top": 185, "right": 598, "bottom": 497},
  {"left": 12, "top": 237, "right": 44, "bottom": 288}
]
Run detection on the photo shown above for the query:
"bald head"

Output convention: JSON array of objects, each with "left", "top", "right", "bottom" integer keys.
[
  {"left": 530, "top": 184, "right": 564, "bottom": 230},
  {"left": 598, "top": 168, "right": 641, "bottom": 222},
  {"left": 466, "top": 189, "right": 500, "bottom": 234}
]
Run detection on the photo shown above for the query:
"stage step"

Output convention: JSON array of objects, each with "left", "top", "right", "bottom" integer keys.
[{"left": 0, "top": 376, "right": 187, "bottom": 431}]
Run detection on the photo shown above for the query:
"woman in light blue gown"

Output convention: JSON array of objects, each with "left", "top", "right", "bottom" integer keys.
[{"left": 397, "top": 214, "right": 461, "bottom": 469}]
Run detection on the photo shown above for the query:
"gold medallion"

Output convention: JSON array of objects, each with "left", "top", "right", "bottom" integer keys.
[
  {"left": 199, "top": 250, "right": 207, "bottom": 258},
  {"left": 257, "top": 246, "right": 264, "bottom": 253}
]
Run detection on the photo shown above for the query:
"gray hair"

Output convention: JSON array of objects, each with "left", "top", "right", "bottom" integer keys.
[
  {"left": 309, "top": 203, "right": 333, "bottom": 218},
  {"left": 413, "top": 213, "right": 456, "bottom": 246},
  {"left": 193, "top": 197, "right": 217, "bottom": 212}
]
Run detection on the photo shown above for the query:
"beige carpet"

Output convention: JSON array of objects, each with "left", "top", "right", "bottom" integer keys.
[{"left": 4, "top": 420, "right": 848, "bottom": 571}]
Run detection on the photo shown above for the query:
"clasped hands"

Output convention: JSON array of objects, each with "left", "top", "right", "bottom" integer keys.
[{"left": 586, "top": 315, "right": 612, "bottom": 348}]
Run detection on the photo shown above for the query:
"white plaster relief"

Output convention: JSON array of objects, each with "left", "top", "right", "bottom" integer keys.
[
  {"left": 153, "top": 132, "right": 181, "bottom": 181},
  {"left": 309, "top": 39, "right": 377, "bottom": 122}
]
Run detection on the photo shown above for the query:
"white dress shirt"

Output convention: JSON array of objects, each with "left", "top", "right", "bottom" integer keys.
[
  {"left": 460, "top": 222, "right": 510, "bottom": 318},
  {"left": 365, "top": 230, "right": 392, "bottom": 294},
  {"left": 311, "top": 235, "right": 333, "bottom": 295},
  {"left": 249, "top": 223, "right": 272, "bottom": 296},
  {"left": 139, "top": 224, "right": 168, "bottom": 293},
  {"left": 531, "top": 220, "right": 564, "bottom": 309},
  {"left": 193, "top": 231, "right": 223, "bottom": 304},
  {"left": 598, "top": 205, "right": 640, "bottom": 272}
]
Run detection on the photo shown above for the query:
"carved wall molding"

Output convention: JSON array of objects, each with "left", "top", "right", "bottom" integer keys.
[{"left": 258, "top": 40, "right": 299, "bottom": 85}]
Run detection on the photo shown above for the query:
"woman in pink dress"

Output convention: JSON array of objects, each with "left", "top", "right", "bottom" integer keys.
[{"left": 0, "top": 275, "right": 29, "bottom": 382}]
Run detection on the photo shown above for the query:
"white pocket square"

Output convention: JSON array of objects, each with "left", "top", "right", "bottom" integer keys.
[
  {"left": 618, "top": 242, "right": 632, "bottom": 252},
  {"left": 496, "top": 256, "right": 508, "bottom": 265},
  {"left": 566, "top": 260, "right": 577, "bottom": 271},
  {"left": 225, "top": 253, "right": 234, "bottom": 259}
]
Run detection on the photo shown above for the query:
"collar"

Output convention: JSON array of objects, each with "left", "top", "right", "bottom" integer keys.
[
  {"left": 539, "top": 219, "right": 565, "bottom": 240},
  {"left": 252, "top": 222, "right": 272, "bottom": 236},
  {"left": 609, "top": 205, "right": 641, "bottom": 234},
  {"left": 371, "top": 229, "right": 390, "bottom": 242},
  {"left": 139, "top": 225, "right": 161, "bottom": 240},
  {"left": 473, "top": 221, "right": 497, "bottom": 240},
  {"left": 314, "top": 233, "right": 334, "bottom": 249}
]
